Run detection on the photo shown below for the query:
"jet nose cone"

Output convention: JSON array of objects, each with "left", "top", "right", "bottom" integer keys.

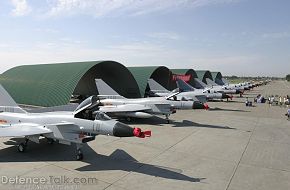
[
  {"left": 113, "top": 122, "right": 151, "bottom": 138},
  {"left": 113, "top": 122, "right": 134, "bottom": 137},
  {"left": 192, "top": 101, "right": 205, "bottom": 109}
]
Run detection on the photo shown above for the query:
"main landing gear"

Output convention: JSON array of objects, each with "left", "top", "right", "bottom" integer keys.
[
  {"left": 165, "top": 114, "right": 170, "bottom": 124},
  {"left": 46, "top": 138, "right": 54, "bottom": 144},
  {"left": 76, "top": 144, "right": 83, "bottom": 161},
  {"left": 18, "top": 138, "right": 29, "bottom": 152}
]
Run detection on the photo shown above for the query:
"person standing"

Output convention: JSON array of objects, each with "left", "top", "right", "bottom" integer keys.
[{"left": 287, "top": 109, "right": 290, "bottom": 120}]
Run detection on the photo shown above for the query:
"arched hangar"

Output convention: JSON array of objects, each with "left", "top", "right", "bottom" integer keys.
[
  {"left": 0, "top": 61, "right": 140, "bottom": 107},
  {"left": 128, "top": 66, "right": 174, "bottom": 97},
  {"left": 196, "top": 70, "right": 213, "bottom": 84}
]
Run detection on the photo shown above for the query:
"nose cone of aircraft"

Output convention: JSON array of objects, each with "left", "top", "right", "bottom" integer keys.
[{"left": 113, "top": 122, "right": 151, "bottom": 138}]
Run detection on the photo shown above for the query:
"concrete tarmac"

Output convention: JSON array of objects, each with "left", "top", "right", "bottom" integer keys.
[{"left": 0, "top": 80, "right": 290, "bottom": 190}]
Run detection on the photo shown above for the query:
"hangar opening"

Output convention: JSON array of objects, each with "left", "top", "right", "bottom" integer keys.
[
  {"left": 0, "top": 61, "right": 140, "bottom": 107},
  {"left": 128, "top": 66, "right": 173, "bottom": 97}
]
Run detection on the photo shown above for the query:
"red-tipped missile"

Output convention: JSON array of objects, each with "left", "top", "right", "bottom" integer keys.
[
  {"left": 203, "top": 103, "right": 209, "bottom": 110},
  {"left": 133, "top": 128, "right": 152, "bottom": 138}
]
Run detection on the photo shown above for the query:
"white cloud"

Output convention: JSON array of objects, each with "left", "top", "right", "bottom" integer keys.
[
  {"left": 45, "top": 0, "right": 240, "bottom": 18},
  {"left": 10, "top": 0, "right": 31, "bottom": 16}
]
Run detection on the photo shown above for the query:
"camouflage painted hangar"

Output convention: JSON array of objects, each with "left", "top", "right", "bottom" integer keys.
[{"left": 0, "top": 61, "right": 224, "bottom": 107}]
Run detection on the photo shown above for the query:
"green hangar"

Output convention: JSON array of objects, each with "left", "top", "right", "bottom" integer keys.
[
  {"left": 0, "top": 61, "right": 225, "bottom": 107},
  {"left": 128, "top": 66, "right": 174, "bottom": 97},
  {"left": 0, "top": 61, "right": 140, "bottom": 107}
]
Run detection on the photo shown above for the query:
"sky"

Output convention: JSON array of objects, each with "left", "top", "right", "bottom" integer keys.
[{"left": 0, "top": 0, "right": 289, "bottom": 77}]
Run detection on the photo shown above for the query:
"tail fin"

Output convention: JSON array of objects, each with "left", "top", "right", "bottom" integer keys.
[
  {"left": 176, "top": 79, "right": 195, "bottom": 92},
  {"left": 215, "top": 78, "right": 225, "bottom": 85},
  {"left": 147, "top": 79, "right": 170, "bottom": 93},
  {"left": 206, "top": 78, "right": 218, "bottom": 86},
  {"left": 194, "top": 78, "right": 207, "bottom": 88},
  {"left": 95, "top": 79, "right": 125, "bottom": 99},
  {"left": 0, "top": 85, "right": 27, "bottom": 113}
]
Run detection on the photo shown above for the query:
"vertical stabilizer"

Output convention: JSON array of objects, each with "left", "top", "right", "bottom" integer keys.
[
  {"left": 0, "top": 85, "right": 27, "bottom": 113},
  {"left": 95, "top": 79, "right": 125, "bottom": 99}
]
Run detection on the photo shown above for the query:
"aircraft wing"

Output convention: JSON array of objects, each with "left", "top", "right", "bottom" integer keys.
[
  {"left": 99, "top": 104, "right": 152, "bottom": 113},
  {"left": 0, "top": 124, "right": 51, "bottom": 137}
]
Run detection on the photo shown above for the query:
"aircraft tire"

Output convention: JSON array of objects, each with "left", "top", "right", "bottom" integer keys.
[
  {"left": 47, "top": 138, "right": 54, "bottom": 144},
  {"left": 18, "top": 143, "right": 26, "bottom": 152},
  {"left": 76, "top": 153, "right": 83, "bottom": 161}
]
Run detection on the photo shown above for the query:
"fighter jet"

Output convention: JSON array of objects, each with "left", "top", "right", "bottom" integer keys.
[
  {"left": 208, "top": 78, "right": 251, "bottom": 92},
  {"left": 0, "top": 85, "right": 151, "bottom": 160},
  {"left": 95, "top": 79, "right": 208, "bottom": 123},
  {"left": 148, "top": 78, "right": 231, "bottom": 102},
  {"left": 192, "top": 77, "right": 242, "bottom": 95}
]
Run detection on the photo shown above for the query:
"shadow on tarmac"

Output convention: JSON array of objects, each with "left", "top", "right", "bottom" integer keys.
[
  {"left": 0, "top": 139, "right": 205, "bottom": 183},
  {"left": 171, "top": 120, "right": 236, "bottom": 129},
  {"left": 122, "top": 116, "right": 236, "bottom": 129},
  {"left": 209, "top": 107, "right": 250, "bottom": 112}
]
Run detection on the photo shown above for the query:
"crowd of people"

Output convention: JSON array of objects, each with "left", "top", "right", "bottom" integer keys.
[
  {"left": 279, "top": 95, "right": 290, "bottom": 107},
  {"left": 253, "top": 94, "right": 290, "bottom": 106},
  {"left": 253, "top": 94, "right": 290, "bottom": 120}
]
